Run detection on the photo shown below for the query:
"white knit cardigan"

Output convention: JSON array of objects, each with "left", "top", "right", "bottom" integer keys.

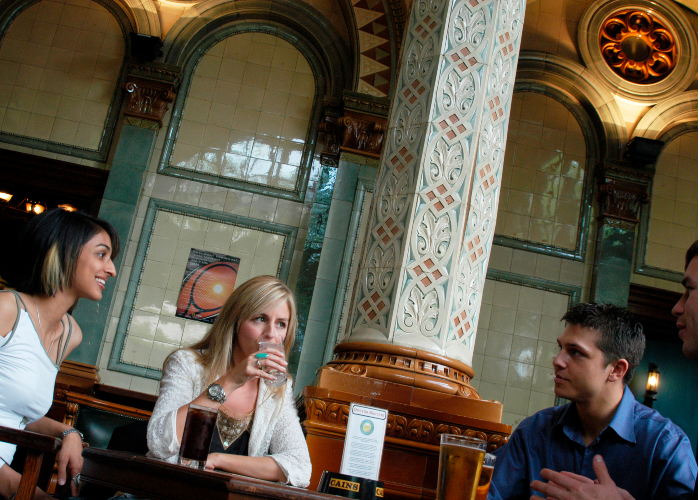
[{"left": 146, "top": 349, "right": 311, "bottom": 488}]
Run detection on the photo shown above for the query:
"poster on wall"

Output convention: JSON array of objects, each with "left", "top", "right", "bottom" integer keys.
[{"left": 176, "top": 249, "right": 240, "bottom": 324}]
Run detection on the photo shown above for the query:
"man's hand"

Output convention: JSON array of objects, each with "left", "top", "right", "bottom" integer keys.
[
  {"left": 529, "top": 455, "right": 635, "bottom": 500},
  {"left": 56, "top": 431, "right": 84, "bottom": 496}
]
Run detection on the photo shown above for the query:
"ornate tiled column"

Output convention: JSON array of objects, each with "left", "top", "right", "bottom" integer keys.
[
  {"left": 69, "top": 61, "right": 179, "bottom": 366},
  {"left": 303, "top": 0, "right": 525, "bottom": 497},
  {"left": 344, "top": 0, "right": 526, "bottom": 369}
]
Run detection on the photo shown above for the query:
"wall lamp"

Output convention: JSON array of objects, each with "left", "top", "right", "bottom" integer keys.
[
  {"left": 21, "top": 199, "right": 46, "bottom": 214},
  {"left": 643, "top": 363, "right": 660, "bottom": 408},
  {"left": 0, "top": 192, "right": 12, "bottom": 202}
]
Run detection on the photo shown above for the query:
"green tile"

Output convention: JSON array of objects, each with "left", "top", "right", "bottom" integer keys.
[
  {"left": 103, "top": 162, "right": 146, "bottom": 203},
  {"left": 333, "top": 161, "right": 361, "bottom": 202},
  {"left": 324, "top": 200, "right": 353, "bottom": 240},
  {"left": 306, "top": 207, "right": 329, "bottom": 243},
  {"left": 315, "top": 165, "right": 337, "bottom": 206},
  {"left": 114, "top": 124, "right": 158, "bottom": 167}
]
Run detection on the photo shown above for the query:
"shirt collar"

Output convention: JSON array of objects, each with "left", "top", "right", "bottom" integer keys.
[
  {"left": 606, "top": 386, "right": 637, "bottom": 444},
  {"left": 554, "top": 386, "right": 637, "bottom": 445}
]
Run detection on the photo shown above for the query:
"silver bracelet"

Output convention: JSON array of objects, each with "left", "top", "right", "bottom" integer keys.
[{"left": 61, "top": 428, "right": 84, "bottom": 441}]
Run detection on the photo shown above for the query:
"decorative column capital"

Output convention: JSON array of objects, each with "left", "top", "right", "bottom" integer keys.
[
  {"left": 320, "top": 91, "right": 389, "bottom": 161},
  {"left": 597, "top": 177, "right": 649, "bottom": 223},
  {"left": 596, "top": 159, "right": 654, "bottom": 223},
  {"left": 122, "top": 60, "right": 181, "bottom": 127}
]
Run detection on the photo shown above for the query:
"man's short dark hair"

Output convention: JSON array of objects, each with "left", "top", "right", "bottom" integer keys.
[
  {"left": 685, "top": 241, "right": 697, "bottom": 270},
  {"left": 561, "top": 303, "right": 645, "bottom": 385}
]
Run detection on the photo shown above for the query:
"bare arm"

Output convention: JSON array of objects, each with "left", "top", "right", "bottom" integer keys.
[
  {"left": 24, "top": 417, "right": 83, "bottom": 496},
  {"left": 205, "top": 454, "right": 286, "bottom": 482},
  {"left": 0, "top": 462, "right": 54, "bottom": 500}
]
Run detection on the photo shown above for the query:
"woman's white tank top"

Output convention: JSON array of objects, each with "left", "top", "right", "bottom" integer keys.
[{"left": 0, "top": 293, "right": 61, "bottom": 465}]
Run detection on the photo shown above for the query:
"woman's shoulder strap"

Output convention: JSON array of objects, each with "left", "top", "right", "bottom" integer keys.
[
  {"left": 0, "top": 289, "right": 24, "bottom": 344},
  {"left": 56, "top": 313, "right": 74, "bottom": 365}
]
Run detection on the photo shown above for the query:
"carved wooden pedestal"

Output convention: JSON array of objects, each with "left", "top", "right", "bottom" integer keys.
[{"left": 302, "top": 343, "right": 511, "bottom": 499}]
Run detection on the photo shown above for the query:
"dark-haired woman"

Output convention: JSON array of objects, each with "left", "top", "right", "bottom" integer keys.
[{"left": 0, "top": 208, "right": 120, "bottom": 500}]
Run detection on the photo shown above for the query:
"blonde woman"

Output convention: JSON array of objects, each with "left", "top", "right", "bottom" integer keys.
[
  {"left": 147, "top": 276, "right": 311, "bottom": 487},
  {"left": 0, "top": 208, "right": 120, "bottom": 500}
]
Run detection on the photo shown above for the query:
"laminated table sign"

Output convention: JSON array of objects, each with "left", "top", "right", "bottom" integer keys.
[{"left": 339, "top": 404, "right": 388, "bottom": 481}]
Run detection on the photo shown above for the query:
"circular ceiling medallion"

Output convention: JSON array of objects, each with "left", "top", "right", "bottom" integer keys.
[
  {"left": 599, "top": 10, "right": 677, "bottom": 84},
  {"left": 579, "top": 0, "right": 697, "bottom": 103}
]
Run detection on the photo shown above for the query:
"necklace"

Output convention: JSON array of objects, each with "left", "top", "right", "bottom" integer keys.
[
  {"left": 31, "top": 295, "right": 59, "bottom": 356},
  {"left": 31, "top": 295, "right": 42, "bottom": 334}
]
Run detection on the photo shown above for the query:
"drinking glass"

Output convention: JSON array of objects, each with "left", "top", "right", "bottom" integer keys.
[
  {"left": 474, "top": 453, "right": 496, "bottom": 500},
  {"left": 258, "top": 341, "right": 287, "bottom": 387},
  {"left": 178, "top": 404, "right": 217, "bottom": 469},
  {"left": 436, "top": 434, "right": 486, "bottom": 500}
]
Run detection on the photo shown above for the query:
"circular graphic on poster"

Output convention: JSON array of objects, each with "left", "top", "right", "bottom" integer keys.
[{"left": 360, "top": 420, "right": 374, "bottom": 435}]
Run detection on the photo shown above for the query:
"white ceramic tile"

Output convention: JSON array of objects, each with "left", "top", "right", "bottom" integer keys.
[
  {"left": 154, "top": 316, "right": 186, "bottom": 344},
  {"left": 481, "top": 356, "right": 509, "bottom": 384},
  {"left": 503, "top": 385, "right": 531, "bottom": 413},
  {"left": 134, "top": 285, "right": 166, "bottom": 314},
  {"left": 513, "top": 311, "right": 541, "bottom": 339},
  {"left": 167, "top": 265, "right": 185, "bottom": 291},
  {"left": 489, "top": 306, "right": 516, "bottom": 334},
  {"left": 535, "top": 340, "right": 559, "bottom": 367},
  {"left": 485, "top": 330, "right": 513, "bottom": 359},
  {"left": 182, "top": 320, "right": 209, "bottom": 345},
  {"left": 141, "top": 260, "right": 172, "bottom": 289},
  {"left": 510, "top": 335, "right": 537, "bottom": 364},
  {"left": 148, "top": 235, "right": 178, "bottom": 264},
  {"left": 531, "top": 365, "right": 554, "bottom": 394},
  {"left": 528, "top": 391, "right": 556, "bottom": 415},
  {"left": 161, "top": 290, "right": 179, "bottom": 317},
  {"left": 506, "top": 361, "right": 533, "bottom": 390},
  {"left": 121, "top": 334, "right": 154, "bottom": 364},
  {"left": 129, "top": 376, "right": 159, "bottom": 395},
  {"left": 478, "top": 381, "right": 506, "bottom": 402},
  {"left": 517, "top": 287, "right": 544, "bottom": 313},
  {"left": 98, "top": 369, "right": 132, "bottom": 390},
  {"left": 148, "top": 341, "right": 177, "bottom": 370}
]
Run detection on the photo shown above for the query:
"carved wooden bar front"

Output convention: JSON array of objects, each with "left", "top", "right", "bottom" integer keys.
[{"left": 302, "top": 342, "right": 510, "bottom": 499}]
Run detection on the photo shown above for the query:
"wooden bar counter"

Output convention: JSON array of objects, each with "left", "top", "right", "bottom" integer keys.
[
  {"left": 80, "top": 447, "right": 335, "bottom": 500},
  {"left": 302, "top": 343, "right": 512, "bottom": 500}
]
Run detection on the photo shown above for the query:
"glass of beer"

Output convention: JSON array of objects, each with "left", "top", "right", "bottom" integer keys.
[
  {"left": 474, "top": 453, "right": 496, "bottom": 500},
  {"left": 436, "top": 434, "right": 486, "bottom": 500},
  {"left": 258, "top": 342, "right": 287, "bottom": 387},
  {"left": 178, "top": 404, "right": 217, "bottom": 469}
]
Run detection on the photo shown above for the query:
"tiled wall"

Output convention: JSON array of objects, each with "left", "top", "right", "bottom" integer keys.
[
  {"left": 94, "top": 31, "right": 319, "bottom": 394},
  {"left": 0, "top": 0, "right": 123, "bottom": 150},
  {"left": 118, "top": 208, "right": 287, "bottom": 372},
  {"left": 496, "top": 92, "right": 586, "bottom": 250},
  {"left": 97, "top": 169, "right": 314, "bottom": 394},
  {"left": 471, "top": 278, "right": 571, "bottom": 428},
  {"left": 168, "top": 33, "right": 314, "bottom": 191},
  {"left": 645, "top": 131, "right": 698, "bottom": 274}
]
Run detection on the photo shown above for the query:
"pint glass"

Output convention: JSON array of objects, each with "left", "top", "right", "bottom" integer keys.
[
  {"left": 178, "top": 404, "right": 217, "bottom": 469},
  {"left": 258, "top": 341, "right": 287, "bottom": 387},
  {"left": 474, "top": 453, "right": 496, "bottom": 500},
  {"left": 436, "top": 434, "right": 486, "bottom": 500}
]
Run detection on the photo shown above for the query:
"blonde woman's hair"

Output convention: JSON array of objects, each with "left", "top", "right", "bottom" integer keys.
[{"left": 170, "top": 275, "right": 297, "bottom": 387}]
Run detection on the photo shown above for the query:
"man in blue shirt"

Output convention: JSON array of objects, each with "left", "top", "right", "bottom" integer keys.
[
  {"left": 527, "top": 242, "right": 699, "bottom": 500},
  {"left": 489, "top": 303, "right": 697, "bottom": 500}
]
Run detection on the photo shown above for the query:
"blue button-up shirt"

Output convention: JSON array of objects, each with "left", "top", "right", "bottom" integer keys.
[{"left": 489, "top": 387, "right": 697, "bottom": 500}]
